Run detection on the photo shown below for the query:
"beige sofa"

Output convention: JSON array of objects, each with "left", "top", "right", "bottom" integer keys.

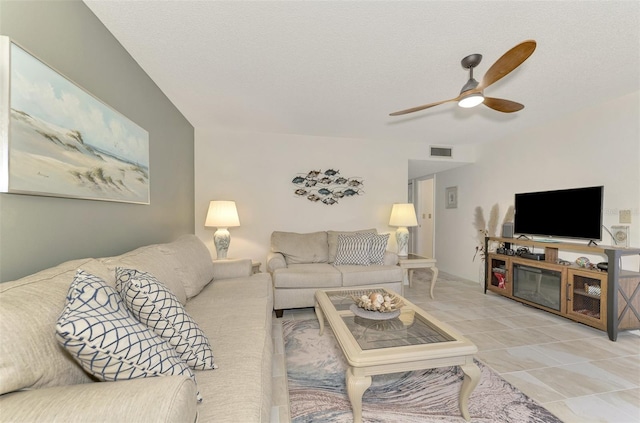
[
  {"left": 267, "top": 230, "right": 403, "bottom": 317},
  {"left": 0, "top": 235, "right": 273, "bottom": 423}
]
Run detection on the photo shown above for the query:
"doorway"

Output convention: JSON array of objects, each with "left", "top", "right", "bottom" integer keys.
[{"left": 413, "top": 177, "right": 435, "bottom": 258}]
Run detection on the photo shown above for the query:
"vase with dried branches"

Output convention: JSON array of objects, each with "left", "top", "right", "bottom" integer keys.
[{"left": 473, "top": 204, "right": 514, "bottom": 280}]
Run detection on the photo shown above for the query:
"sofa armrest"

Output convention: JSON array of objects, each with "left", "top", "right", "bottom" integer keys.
[
  {"left": 266, "top": 252, "right": 287, "bottom": 273},
  {"left": 383, "top": 250, "right": 398, "bottom": 266},
  {"left": 212, "top": 258, "right": 252, "bottom": 279},
  {"left": 0, "top": 376, "right": 197, "bottom": 423}
]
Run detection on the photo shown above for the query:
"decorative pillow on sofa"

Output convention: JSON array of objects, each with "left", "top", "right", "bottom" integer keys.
[
  {"left": 327, "top": 229, "right": 377, "bottom": 263},
  {"left": 55, "top": 270, "right": 202, "bottom": 402},
  {"left": 115, "top": 268, "right": 217, "bottom": 371},
  {"left": 334, "top": 233, "right": 374, "bottom": 266},
  {"left": 369, "top": 233, "right": 390, "bottom": 265}
]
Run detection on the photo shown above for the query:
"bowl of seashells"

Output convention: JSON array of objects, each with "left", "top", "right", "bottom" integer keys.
[{"left": 350, "top": 292, "right": 404, "bottom": 320}]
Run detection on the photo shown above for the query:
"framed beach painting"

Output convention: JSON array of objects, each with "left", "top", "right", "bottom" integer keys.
[{"left": 0, "top": 36, "right": 149, "bottom": 204}]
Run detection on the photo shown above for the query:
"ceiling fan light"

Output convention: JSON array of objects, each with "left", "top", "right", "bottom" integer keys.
[{"left": 458, "top": 93, "right": 484, "bottom": 108}]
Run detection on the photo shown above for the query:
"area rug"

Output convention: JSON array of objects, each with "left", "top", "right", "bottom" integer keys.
[{"left": 283, "top": 319, "right": 562, "bottom": 423}]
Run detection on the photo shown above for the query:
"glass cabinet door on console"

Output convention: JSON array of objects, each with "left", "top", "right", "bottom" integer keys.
[
  {"left": 512, "top": 262, "right": 564, "bottom": 313},
  {"left": 567, "top": 268, "right": 607, "bottom": 330}
]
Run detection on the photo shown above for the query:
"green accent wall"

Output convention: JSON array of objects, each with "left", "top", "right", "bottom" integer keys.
[{"left": 0, "top": 0, "right": 195, "bottom": 282}]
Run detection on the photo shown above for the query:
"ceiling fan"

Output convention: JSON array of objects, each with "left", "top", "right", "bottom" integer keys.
[{"left": 389, "top": 40, "right": 537, "bottom": 116}]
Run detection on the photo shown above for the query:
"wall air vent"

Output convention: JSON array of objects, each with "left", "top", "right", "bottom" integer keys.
[{"left": 430, "top": 146, "right": 453, "bottom": 158}]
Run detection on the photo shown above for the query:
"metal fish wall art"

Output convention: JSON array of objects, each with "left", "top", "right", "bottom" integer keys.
[{"left": 291, "top": 169, "right": 364, "bottom": 205}]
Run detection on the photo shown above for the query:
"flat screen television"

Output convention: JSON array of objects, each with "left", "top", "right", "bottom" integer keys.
[{"left": 514, "top": 186, "right": 603, "bottom": 241}]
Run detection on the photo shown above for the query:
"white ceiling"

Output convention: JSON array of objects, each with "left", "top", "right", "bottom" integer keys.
[{"left": 84, "top": 1, "right": 640, "bottom": 175}]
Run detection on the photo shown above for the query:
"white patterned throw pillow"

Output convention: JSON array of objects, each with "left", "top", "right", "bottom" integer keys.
[
  {"left": 334, "top": 233, "right": 374, "bottom": 266},
  {"left": 116, "top": 268, "right": 217, "bottom": 370},
  {"left": 369, "top": 233, "right": 390, "bottom": 265},
  {"left": 56, "top": 270, "right": 202, "bottom": 402}
]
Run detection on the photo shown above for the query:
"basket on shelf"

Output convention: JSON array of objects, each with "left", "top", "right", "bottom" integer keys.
[{"left": 584, "top": 284, "right": 601, "bottom": 297}]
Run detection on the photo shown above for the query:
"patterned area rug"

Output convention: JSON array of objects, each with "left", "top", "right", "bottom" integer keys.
[{"left": 284, "top": 319, "right": 562, "bottom": 423}]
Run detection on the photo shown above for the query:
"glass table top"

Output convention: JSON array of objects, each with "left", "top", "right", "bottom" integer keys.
[{"left": 324, "top": 288, "right": 454, "bottom": 351}]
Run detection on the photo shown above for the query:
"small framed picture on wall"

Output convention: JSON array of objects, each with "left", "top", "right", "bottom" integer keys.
[{"left": 446, "top": 186, "right": 458, "bottom": 209}]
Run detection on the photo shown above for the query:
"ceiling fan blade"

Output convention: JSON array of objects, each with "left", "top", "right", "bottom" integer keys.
[
  {"left": 483, "top": 97, "right": 524, "bottom": 113},
  {"left": 389, "top": 97, "right": 459, "bottom": 116},
  {"left": 478, "top": 40, "right": 536, "bottom": 90}
]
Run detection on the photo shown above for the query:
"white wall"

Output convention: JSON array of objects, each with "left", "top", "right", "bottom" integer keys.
[
  {"left": 194, "top": 128, "right": 472, "bottom": 267},
  {"left": 435, "top": 91, "right": 640, "bottom": 282}
]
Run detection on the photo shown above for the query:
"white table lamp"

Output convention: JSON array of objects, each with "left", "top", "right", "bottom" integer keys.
[
  {"left": 389, "top": 203, "right": 418, "bottom": 257},
  {"left": 205, "top": 200, "right": 240, "bottom": 259}
]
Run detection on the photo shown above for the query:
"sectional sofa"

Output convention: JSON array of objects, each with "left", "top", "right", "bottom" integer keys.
[{"left": 0, "top": 235, "right": 273, "bottom": 422}]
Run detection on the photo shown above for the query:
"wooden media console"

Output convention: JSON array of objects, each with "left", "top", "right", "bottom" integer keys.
[{"left": 484, "top": 237, "right": 640, "bottom": 341}]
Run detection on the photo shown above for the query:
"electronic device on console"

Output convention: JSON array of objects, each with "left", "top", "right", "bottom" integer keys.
[
  {"left": 515, "top": 247, "right": 545, "bottom": 261},
  {"left": 497, "top": 245, "right": 515, "bottom": 256},
  {"left": 520, "top": 252, "right": 546, "bottom": 261}
]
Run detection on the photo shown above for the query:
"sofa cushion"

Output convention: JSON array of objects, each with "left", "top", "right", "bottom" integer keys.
[
  {"left": 116, "top": 268, "right": 217, "bottom": 371},
  {"left": 186, "top": 274, "right": 274, "bottom": 423},
  {"left": 369, "top": 233, "right": 390, "bottom": 265},
  {"left": 187, "top": 274, "right": 273, "bottom": 333},
  {"left": 383, "top": 250, "right": 399, "bottom": 266},
  {"left": 102, "top": 245, "right": 189, "bottom": 305},
  {"left": 271, "top": 231, "right": 329, "bottom": 264},
  {"left": 334, "top": 233, "right": 374, "bottom": 266},
  {"left": 327, "top": 229, "right": 376, "bottom": 263},
  {"left": 195, "top": 326, "right": 272, "bottom": 423},
  {"left": 0, "top": 258, "right": 112, "bottom": 396},
  {"left": 104, "top": 235, "right": 216, "bottom": 302},
  {"left": 272, "top": 264, "right": 341, "bottom": 289},
  {"left": 55, "top": 270, "right": 201, "bottom": 402},
  {"left": 167, "top": 235, "right": 216, "bottom": 299},
  {"left": 338, "top": 264, "right": 403, "bottom": 287}
]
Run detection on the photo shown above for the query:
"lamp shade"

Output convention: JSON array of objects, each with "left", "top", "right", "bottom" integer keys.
[
  {"left": 389, "top": 203, "right": 418, "bottom": 227},
  {"left": 205, "top": 201, "right": 240, "bottom": 228}
]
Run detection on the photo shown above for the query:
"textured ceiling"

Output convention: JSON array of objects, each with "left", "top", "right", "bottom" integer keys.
[{"left": 84, "top": 1, "right": 639, "bottom": 156}]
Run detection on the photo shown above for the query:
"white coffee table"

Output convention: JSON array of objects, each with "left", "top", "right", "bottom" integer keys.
[
  {"left": 314, "top": 288, "right": 479, "bottom": 423},
  {"left": 398, "top": 253, "right": 439, "bottom": 298}
]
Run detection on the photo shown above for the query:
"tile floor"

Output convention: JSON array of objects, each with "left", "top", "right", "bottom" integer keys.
[{"left": 270, "top": 270, "right": 640, "bottom": 423}]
